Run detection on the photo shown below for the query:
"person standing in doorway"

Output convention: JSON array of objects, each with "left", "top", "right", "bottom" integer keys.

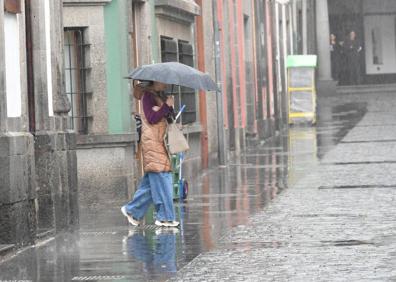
[
  {"left": 121, "top": 80, "right": 179, "bottom": 228},
  {"left": 330, "top": 33, "right": 342, "bottom": 82},
  {"left": 344, "top": 30, "right": 363, "bottom": 85}
]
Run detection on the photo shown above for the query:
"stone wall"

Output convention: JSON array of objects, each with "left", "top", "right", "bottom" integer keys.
[
  {"left": 0, "top": 0, "right": 79, "bottom": 248},
  {"left": 0, "top": 133, "right": 36, "bottom": 246}
]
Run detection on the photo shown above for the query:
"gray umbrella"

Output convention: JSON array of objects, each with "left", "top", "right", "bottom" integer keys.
[{"left": 127, "top": 62, "right": 219, "bottom": 92}]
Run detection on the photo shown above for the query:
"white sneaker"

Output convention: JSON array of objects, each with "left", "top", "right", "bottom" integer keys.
[
  {"left": 165, "top": 221, "right": 180, "bottom": 227},
  {"left": 155, "top": 220, "right": 167, "bottom": 227},
  {"left": 155, "top": 220, "right": 180, "bottom": 227},
  {"left": 121, "top": 206, "right": 140, "bottom": 226}
]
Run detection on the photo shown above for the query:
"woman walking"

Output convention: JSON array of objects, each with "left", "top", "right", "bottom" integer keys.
[{"left": 121, "top": 80, "right": 179, "bottom": 227}]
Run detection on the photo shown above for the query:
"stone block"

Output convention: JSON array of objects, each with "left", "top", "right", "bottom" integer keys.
[
  {"left": 54, "top": 192, "right": 69, "bottom": 232},
  {"left": 68, "top": 191, "right": 80, "bottom": 228},
  {"left": 34, "top": 132, "right": 54, "bottom": 153},
  {"left": 36, "top": 194, "right": 55, "bottom": 231},
  {"left": 0, "top": 155, "right": 30, "bottom": 204},
  {"left": 0, "top": 133, "right": 32, "bottom": 157},
  {"left": 13, "top": 134, "right": 30, "bottom": 155},
  {"left": 78, "top": 174, "right": 128, "bottom": 205},
  {"left": 35, "top": 150, "right": 56, "bottom": 196},
  {"left": 0, "top": 135, "right": 11, "bottom": 156},
  {"left": 27, "top": 153, "right": 37, "bottom": 200},
  {"left": 0, "top": 200, "right": 36, "bottom": 246},
  {"left": 65, "top": 131, "right": 77, "bottom": 150},
  {"left": 67, "top": 151, "right": 78, "bottom": 193},
  {"left": 55, "top": 150, "right": 69, "bottom": 194},
  {"left": 55, "top": 132, "right": 67, "bottom": 151}
]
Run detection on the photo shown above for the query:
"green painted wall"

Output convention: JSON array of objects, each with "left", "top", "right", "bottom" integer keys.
[{"left": 104, "top": 0, "right": 131, "bottom": 133}]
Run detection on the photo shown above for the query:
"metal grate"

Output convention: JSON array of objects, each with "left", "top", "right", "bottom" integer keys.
[
  {"left": 72, "top": 275, "right": 125, "bottom": 281},
  {"left": 160, "top": 36, "right": 197, "bottom": 124},
  {"left": 64, "top": 28, "right": 90, "bottom": 134},
  {"left": 80, "top": 231, "right": 118, "bottom": 237}
]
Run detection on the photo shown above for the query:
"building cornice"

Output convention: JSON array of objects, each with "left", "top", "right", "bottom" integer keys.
[
  {"left": 63, "top": 0, "right": 112, "bottom": 7},
  {"left": 155, "top": 0, "right": 200, "bottom": 24}
]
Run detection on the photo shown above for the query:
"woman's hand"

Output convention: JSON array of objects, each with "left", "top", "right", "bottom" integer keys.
[
  {"left": 152, "top": 106, "right": 160, "bottom": 112},
  {"left": 166, "top": 96, "right": 174, "bottom": 107}
]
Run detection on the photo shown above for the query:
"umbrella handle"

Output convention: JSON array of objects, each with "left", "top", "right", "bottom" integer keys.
[{"left": 175, "top": 105, "right": 186, "bottom": 121}]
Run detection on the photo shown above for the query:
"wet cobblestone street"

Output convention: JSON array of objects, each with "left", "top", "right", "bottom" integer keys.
[
  {"left": 1, "top": 91, "right": 395, "bottom": 281},
  {"left": 172, "top": 92, "right": 396, "bottom": 282}
]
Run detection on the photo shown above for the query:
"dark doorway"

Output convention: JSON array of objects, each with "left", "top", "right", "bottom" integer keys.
[
  {"left": 328, "top": 0, "right": 396, "bottom": 85},
  {"left": 328, "top": 0, "right": 365, "bottom": 86}
]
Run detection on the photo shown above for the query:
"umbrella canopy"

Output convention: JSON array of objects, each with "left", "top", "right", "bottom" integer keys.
[{"left": 127, "top": 62, "right": 218, "bottom": 92}]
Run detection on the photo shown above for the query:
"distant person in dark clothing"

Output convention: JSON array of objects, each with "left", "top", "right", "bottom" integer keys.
[
  {"left": 344, "top": 30, "right": 363, "bottom": 85},
  {"left": 330, "top": 33, "right": 342, "bottom": 82}
]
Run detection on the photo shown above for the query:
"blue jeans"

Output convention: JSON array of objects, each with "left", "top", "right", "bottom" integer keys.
[
  {"left": 127, "top": 232, "right": 177, "bottom": 273},
  {"left": 124, "top": 172, "right": 175, "bottom": 221}
]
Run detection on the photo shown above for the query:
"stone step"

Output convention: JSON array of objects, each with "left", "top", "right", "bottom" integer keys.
[{"left": 337, "top": 83, "right": 396, "bottom": 94}]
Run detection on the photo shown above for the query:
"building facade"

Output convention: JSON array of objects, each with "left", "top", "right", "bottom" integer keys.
[
  {"left": 59, "top": 0, "right": 298, "bottom": 225},
  {"left": 1, "top": 0, "right": 301, "bottom": 250},
  {"left": 0, "top": 0, "right": 78, "bottom": 248},
  {"left": 62, "top": 0, "right": 136, "bottom": 225}
]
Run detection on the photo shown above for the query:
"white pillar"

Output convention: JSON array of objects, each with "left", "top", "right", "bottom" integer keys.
[
  {"left": 315, "top": 0, "right": 332, "bottom": 80},
  {"left": 4, "top": 12, "right": 22, "bottom": 118}
]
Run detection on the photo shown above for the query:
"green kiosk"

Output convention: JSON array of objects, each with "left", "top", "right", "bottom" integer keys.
[{"left": 286, "top": 55, "right": 317, "bottom": 125}]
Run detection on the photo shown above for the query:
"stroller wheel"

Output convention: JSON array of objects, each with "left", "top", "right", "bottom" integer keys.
[{"left": 183, "top": 180, "right": 188, "bottom": 200}]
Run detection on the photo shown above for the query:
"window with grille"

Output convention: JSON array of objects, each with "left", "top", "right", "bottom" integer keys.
[
  {"left": 160, "top": 36, "right": 196, "bottom": 124},
  {"left": 64, "top": 28, "right": 90, "bottom": 134}
]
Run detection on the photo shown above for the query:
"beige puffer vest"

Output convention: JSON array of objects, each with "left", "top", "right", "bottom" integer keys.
[{"left": 141, "top": 112, "right": 171, "bottom": 173}]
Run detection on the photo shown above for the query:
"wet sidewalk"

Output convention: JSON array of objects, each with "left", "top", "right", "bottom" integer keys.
[
  {"left": 0, "top": 90, "right": 391, "bottom": 282},
  {"left": 172, "top": 92, "right": 396, "bottom": 281}
]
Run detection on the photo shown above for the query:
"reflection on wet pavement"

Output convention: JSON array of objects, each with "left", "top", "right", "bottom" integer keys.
[{"left": 0, "top": 99, "right": 367, "bottom": 281}]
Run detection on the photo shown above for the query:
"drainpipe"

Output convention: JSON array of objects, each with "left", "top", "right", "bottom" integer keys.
[
  {"left": 195, "top": 0, "right": 209, "bottom": 169},
  {"left": 25, "top": 0, "right": 36, "bottom": 133},
  {"left": 228, "top": 1, "right": 240, "bottom": 155},
  {"left": 282, "top": 3, "right": 288, "bottom": 93},
  {"left": 236, "top": 0, "right": 246, "bottom": 130},
  {"left": 274, "top": 1, "right": 283, "bottom": 127},
  {"left": 251, "top": 0, "right": 258, "bottom": 134},
  {"left": 216, "top": 0, "right": 229, "bottom": 129},
  {"left": 282, "top": 3, "right": 290, "bottom": 122},
  {"left": 213, "top": 0, "right": 226, "bottom": 165},
  {"left": 265, "top": 0, "right": 275, "bottom": 120}
]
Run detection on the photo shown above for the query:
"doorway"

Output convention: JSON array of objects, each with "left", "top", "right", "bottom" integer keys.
[{"left": 328, "top": 0, "right": 396, "bottom": 85}]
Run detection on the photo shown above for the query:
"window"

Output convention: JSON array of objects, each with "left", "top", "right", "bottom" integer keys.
[
  {"left": 64, "top": 28, "right": 90, "bottom": 134},
  {"left": 4, "top": 0, "right": 21, "bottom": 14},
  {"left": 160, "top": 36, "right": 196, "bottom": 124}
]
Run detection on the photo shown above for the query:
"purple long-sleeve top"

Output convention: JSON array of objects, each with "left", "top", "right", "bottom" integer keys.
[{"left": 142, "top": 91, "right": 173, "bottom": 124}]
